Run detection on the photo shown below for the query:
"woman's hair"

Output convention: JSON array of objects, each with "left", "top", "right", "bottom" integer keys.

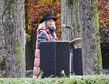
[
  {"left": 37, "top": 20, "right": 56, "bottom": 31},
  {"left": 37, "top": 21, "right": 45, "bottom": 31}
]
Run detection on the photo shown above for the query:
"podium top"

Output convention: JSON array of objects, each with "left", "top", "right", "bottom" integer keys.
[
  {"left": 40, "top": 41, "right": 69, "bottom": 43},
  {"left": 70, "top": 38, "right": 81, "bottom": 44},
  {"left": 40, "top": 38, "right": 81, "bottom": 44}
]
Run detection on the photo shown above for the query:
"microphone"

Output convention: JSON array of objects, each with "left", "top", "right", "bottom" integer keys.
[
  {"left": 62, "top": 24, "right": 80, "bottom": 32},
  {"left": 62, "top": 24, "right": 73, "bottom": 29}
]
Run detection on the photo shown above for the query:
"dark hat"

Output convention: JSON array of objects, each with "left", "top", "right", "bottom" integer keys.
[{"left": 40, "top": 13, "right": 57, "bottom": 23}]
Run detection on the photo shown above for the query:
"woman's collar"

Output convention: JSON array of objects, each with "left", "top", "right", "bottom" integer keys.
[{"left": 46, "top": 26, "right": 56, "bottom": 31}]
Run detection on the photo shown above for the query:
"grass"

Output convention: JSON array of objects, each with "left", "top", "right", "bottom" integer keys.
[{"left": 0, "top": 75, "right": 109, "bottom": 84}]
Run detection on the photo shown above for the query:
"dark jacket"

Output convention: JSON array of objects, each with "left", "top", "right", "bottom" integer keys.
[{"left": 37, "top": 26, "right": 57, "bottom": 48}]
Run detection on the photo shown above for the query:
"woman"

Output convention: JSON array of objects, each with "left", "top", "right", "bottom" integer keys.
[{"left": 33, "top": 13, "right": 58, "bottom": 78}]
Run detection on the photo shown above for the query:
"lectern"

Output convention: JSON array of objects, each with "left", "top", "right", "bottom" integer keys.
[{"left": 40, "top": 41, "right": 70, "bottom": 78}]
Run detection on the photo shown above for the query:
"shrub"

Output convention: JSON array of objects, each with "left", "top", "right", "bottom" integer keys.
[{"left": 0, "top": 75, "right": 109, "bottom": 84}]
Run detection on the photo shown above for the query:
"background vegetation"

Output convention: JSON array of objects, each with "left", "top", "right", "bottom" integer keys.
[{"left": 0, "top": 76, "right": 109, "bottom": 84}]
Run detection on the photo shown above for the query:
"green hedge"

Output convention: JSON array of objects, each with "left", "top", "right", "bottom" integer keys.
[{"left": 0, "top": 76, "right": 109, "bottom": 84}]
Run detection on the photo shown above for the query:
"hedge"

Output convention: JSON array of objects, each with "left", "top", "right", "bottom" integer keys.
[{"left": 0, "top": 75, "right": 109, "bottom": 84}]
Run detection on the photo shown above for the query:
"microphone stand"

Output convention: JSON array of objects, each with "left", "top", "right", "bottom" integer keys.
[
  {"left": 62, "top": 25, "right": 82, "bottom": 75},
  {"left": 63, "top": 25, "right": 81, "bottom": 32}
]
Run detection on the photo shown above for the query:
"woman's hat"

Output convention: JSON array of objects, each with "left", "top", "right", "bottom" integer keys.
[{"left": 40, "top": 13, "right": 57, "bottom": 23}]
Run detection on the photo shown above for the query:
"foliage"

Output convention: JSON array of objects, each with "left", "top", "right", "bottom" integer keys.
[
  {"left": 98, "top": 0, "right": 109, "bottom": 68},
  {"left": 25, "top": 0, "right": 61, "bottom": 40},
  {"left": 24, "top": 0, "right": 109, "bottom": 41},
  {"left": 98, "top": 0, "right": 109, "bottom": 43},
  {"left": 25, "top": 0, "right": 109, "bottom": 41},
  {"left": 0, "top": 75, "right": 109, "bottom": 84}
]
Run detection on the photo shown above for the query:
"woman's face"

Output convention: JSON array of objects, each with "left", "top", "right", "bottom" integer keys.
[{"left": 45, "top": 19, "right": 55, "bottom": 27}]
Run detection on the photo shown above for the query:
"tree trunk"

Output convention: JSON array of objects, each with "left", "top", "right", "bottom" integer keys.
[
  {"left": 61, "top": 0, "right": 81, "bottom": 41},
  {"left": 61, "top": 0, "right": 82, "bottom": 75},
  {"left": 25, "top": 0, "right": 35, "bottom": 70},
  {"left": 0, "top": 0, "right": 25, "bottom": 77},
  {"left": 79, "top": 0, "right": 102, "bottom": 75},
  {"left": 26, "top": 29, "right": 36, "bottom": 70},
  {"left": 0, "top": 0, "right": 4, "bottom": 77}
]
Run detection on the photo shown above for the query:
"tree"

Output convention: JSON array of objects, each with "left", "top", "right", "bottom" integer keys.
[
  {"left": 0, "top": 0, "right": 25, "bottom": 77},
  {"left": 61, "top": 0, "right": 82, "bottom": 75},
  {"left": 61, "top": 0, "right": 102, "bottom": 75},
  {"left": 61, "top": 0, "right": 81, "bottom": 41},
  {"left": 79, "top": 0, "right": 102, "bottom": 74}
]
